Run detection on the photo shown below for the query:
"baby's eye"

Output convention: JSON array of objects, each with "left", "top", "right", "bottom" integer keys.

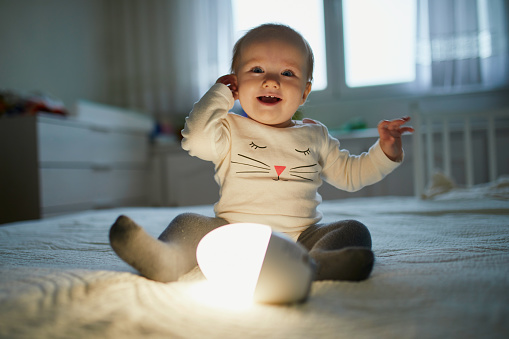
[
  {"left": 295, "top": 148, "right": 311, "bottom": 155},
  {"left": 251, "top": 67, "right": 264, "bottom": 73},
  {"left": 282, "top": 70, "right": 295, "bottom": 77}
]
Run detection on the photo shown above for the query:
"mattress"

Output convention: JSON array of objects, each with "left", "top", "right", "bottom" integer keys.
[{"left": 1, "top": 195, "right": 508, "bottom": 339}]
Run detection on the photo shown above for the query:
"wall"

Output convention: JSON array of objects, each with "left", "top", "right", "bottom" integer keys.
[
  {"left": 303, "top": 88, "right": 509, "bottom": 131},
  {"left": 2, "top": 0, "right": 508, "bottom": 125},
  {"left": 0, "top": 0, "right": 109, "bottom": 111}
]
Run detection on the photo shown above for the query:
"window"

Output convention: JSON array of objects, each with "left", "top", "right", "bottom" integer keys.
[
  {"left": 342, "top": 0, "right": 417, "bottom": 88},
  {"left": 231, "top": 0, "right": 508, "bottom": 99},
  {"left": 231, "top": 0, "right": 328, "bottom": 91}
]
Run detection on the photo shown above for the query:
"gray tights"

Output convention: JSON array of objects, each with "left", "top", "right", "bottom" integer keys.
[{"left": 109, "top": 213, "right": 374, "bottom": 283}]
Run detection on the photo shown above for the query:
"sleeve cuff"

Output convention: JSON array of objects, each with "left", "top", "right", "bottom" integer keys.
[
  {"left": 212, "top": 83, "right": 235, "bottom": 110},
  {"left": 370, "top": 139, "right": 403, "bottom": 171}
]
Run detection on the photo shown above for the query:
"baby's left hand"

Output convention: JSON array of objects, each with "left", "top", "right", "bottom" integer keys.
[
  {"left": 216, "top": 74, "right": 239, "bottom": 101},
  {"left": 378, "top": 117, "right": 414, "bottom": 162}
]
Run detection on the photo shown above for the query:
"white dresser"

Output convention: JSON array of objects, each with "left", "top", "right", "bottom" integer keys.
[
  {"left": 0, "top": 101, "right": 153, "bottom": 223},
  {"left": 151, "top": 142, "right": 219, "bottom": 207}
]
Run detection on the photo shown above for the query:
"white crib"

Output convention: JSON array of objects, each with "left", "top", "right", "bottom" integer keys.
[{"left": 411, "top": 105, "right": 509, "bottom": 197}]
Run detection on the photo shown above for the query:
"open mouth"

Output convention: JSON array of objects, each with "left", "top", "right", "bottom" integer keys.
[{"left": 257, "top": 96, "right": 282, "bottom": 104}]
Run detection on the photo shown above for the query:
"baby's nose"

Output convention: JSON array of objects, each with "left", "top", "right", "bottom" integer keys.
[{"left": 263, "top": 77, "right": 280, "bottom": 89}]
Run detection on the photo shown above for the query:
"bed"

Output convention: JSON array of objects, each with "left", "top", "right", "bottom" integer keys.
[
  {"left": 1, "top": 108, "right": 509, "bottom": 339},
  {"left": 1, "top": 194, "right": 508, "bottom": 338}
]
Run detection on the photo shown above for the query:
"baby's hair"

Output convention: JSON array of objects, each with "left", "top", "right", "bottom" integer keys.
[{"left": 230, "top": 23, "right": 314, "bottom": 83}]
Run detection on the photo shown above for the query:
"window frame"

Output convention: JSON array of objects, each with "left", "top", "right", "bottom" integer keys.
[
  {"left": 308, "top": 0, "right": 424, "bottom": 105},
  {"left": 229, "top": 0, "right": 508, "bottom": 106},
  {"left": 310, "top": 0, "right": 509, "bottom": 106}
]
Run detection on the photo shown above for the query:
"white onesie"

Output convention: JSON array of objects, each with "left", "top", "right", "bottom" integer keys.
[{"left": 182, "top": 83, "right": 401, "bottom": 240}]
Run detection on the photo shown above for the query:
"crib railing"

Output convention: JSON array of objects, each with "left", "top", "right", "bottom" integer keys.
[{"left": 411, "top": 105, "right": 509, "bottom": 197}]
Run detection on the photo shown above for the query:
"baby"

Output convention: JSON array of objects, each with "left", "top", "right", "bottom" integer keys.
[{"left": 110, "top": 24, "right": 413, "bottom": 283}]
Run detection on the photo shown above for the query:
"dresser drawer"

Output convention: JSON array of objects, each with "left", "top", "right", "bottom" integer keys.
[
  {"left": 38, "top": 120, "right": 149, "bottom": 165},
  {"left": 40, "top": 168, "right": 149, "bottom": 214},
  {"left": 1, "top": 113, "right": 153, "bottom": 223}
]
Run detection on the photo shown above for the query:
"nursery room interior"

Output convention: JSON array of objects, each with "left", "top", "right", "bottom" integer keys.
[{"left": 1, "top": 0, "right": 509, "bottom": 338}]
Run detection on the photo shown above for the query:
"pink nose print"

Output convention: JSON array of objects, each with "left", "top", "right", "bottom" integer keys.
[
  {"left": 274, "top": 166, "right": 287, "bottom": 181},
  {"left": 275, "top": 166, "right": 286, "bottom": 176}
]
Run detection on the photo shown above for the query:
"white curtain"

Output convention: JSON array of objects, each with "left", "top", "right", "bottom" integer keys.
[
  {"left": 104, "top": 0, "right": 233, "bottom": 120},
  {"left": 416, "top": 0, "right": 509, "bottom": 91}
]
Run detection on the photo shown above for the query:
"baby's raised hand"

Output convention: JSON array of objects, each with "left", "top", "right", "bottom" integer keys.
[
  {"left": 216, "top": 74, "right": 239, "bottom": 101},
  {"left": 377, "top": 116, "right": 414, "bottom": 162}
]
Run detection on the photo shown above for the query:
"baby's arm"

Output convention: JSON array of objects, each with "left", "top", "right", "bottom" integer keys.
[
  {"left": 216, "top": 74, "right": 239, "bottom": 101},
  {"left": 181, "top": 79, "right": 235, "bottom": 161},
  {"left": 377, "top": 117, "right": 414, "bottom": 162}
]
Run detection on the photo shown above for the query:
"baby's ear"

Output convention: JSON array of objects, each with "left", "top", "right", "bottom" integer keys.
[
  {"left": 302, "top": 118, "right": 318, "bottom": 124},
  {"left": 300, "top": 82, "right": 312, "bottom": 104}
]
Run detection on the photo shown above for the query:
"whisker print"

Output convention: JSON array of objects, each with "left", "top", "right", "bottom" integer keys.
[
  {"left": 233, "top": 153, "right": 318, "bottom": 181},
  {"left": 237, "top": 171, "right": 270, "bottom": 174},
  {"left": 289, "top": 163, "right": 317, "bottom": 181},
  {"left": 290, "top": 174, "right": 314, "bottom": 181},
  {"left": 231, "top": 161, "right": 270, "bottom": 170},
  {"left": 237, "top": 154, "right": 271, "bottom": 168},
  {"left": 290, "top": 164, "right": 318, "bottom": 170}
]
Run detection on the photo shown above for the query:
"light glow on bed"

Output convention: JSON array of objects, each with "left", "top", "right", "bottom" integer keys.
[
  {"left": 186, "top": 280, "right": 256, "bottom": 310},
  {"left": 196, "top": 223, "right": 314, "bottom": 305}
]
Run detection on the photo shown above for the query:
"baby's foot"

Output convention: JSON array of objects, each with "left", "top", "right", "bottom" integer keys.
[
  {"left": 109, "top": 215, "right": 191, "bottom": 282},
  {"left": 311, "top": 247, "right": 374, "bottom": 281}
]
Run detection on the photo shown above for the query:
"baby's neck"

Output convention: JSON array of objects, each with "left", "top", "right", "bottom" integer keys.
[{"left": 248, "top": 116, "right": 295, "bottom": 128}]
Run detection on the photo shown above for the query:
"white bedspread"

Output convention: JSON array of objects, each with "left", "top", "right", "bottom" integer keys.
[{"left": 1, "top": 197, "right": 508, "bottom": 339}]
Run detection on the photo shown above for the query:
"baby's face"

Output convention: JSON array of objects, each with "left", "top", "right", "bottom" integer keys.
[{"left": 235, "top": 38, "right": 312, "bottom": 128}]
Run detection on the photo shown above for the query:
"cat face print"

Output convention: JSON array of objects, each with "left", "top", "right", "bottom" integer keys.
[{"left": 231, "top": 141, "right": 319, "bottom": 182}]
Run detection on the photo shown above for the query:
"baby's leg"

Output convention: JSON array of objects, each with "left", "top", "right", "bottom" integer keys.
[
  {"left": 109, "top": 213, "right": 228, "bottom": 282},
  {"left": 157, "top": 213, "right": 229, "bottom": 268},
  {"left": 297, "top": 220, "right": 374, "bottom": 281}
]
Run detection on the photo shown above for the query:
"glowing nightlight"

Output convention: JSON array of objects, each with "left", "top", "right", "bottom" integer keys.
[{"left": 196, "top": 223, "right": 315, "bottom": 304}]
